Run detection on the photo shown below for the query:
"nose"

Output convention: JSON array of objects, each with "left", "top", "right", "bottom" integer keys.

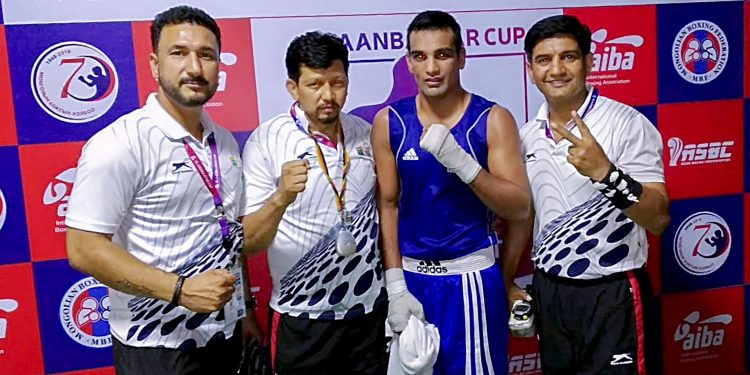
[
  {"left": 549, "top": 57, "right": 564, "bottom": 76},
  {"left": 425, "top": 56, "right": 439, "bottom": 76},
  {"left": 320, "top": 83, "right": 334, "bottom": 102},
  {"left": 185, "top": 52, "right": 203, "bottom": 76}
]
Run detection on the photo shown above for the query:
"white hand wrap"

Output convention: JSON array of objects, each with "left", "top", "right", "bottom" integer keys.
[
  {"left": 386, "top": 268, "right": 425, "bottom": 333},
  {"left": 419, "top": 123, "right": 481, "bottom": 184}
]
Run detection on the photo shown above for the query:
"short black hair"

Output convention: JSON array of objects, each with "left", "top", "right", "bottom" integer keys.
[
  {"left": 524, "top": 15, "right": 591, "bottom": 61},
  {"left": 151, "top": 6, "right": 221, "bottom": 52},
  {"left": 407, "top": 10, "right": 463, "bottom": 52},
  {"left": 285, "top": 31, "right": 350, "bottom": 82}
]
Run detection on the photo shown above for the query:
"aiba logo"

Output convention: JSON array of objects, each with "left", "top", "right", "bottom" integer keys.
[
  {"left": 0, "top": 189, "right": 7, "bottom": 231},
  {"left": 672, "top": 20, "right": 728, "bottom": 84},
  {"left": 509, "top": 352, "right": 542, "bottom": 375},
  {"left": 58, "top": 276, "right": 111, "bottom": 348},
  {"left": 674, "top": 310, "right": 730, "bottom": 351},
  {"left": 591, "top": 29, "right": 642, "bottom": 73},
  {"left": 673, "top": 211, "right": 731, "bottom": 276},
  {"left": 31, "top": 41, "right": 119, "bottom": 123},
  {"left": 667, "top": 137, "right": 733, "bottom": 166},
  {"left": 43, "top": 167, "right": 76, "bottom": 234}
]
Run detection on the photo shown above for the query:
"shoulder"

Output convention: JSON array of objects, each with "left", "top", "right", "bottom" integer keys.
[
  {"left": 485, "top": 103, "right": 518, "bottom": 133},
  {"left": 518, "top": 118, "right": 540, "bottom": 143},
  {"left": 342, "top": 111, "right": 371, "bottom": 128},
  {"left": 83, "top": 107, "right": 150, "bottom": 158},
  {"left": 342, "top": 111, "right": 372, "bottom": 138},
  {"left": 390, "top": 95, "right": 416, "bottom": 109},
  {"left": 595, "top": 96, "right": 646, "bottom": 126},
  {"left": 251, "top": 113, "right": 297, "bottom": 144},
  {"left": 470, "top": 93, "right": 496, "bottom": 110},
  {"left": 209, "top": 123, "right": 240, "bottom": 152}
]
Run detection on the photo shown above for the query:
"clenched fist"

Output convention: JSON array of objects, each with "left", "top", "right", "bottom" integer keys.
[
  {"left": 179, "top": 269, "right": 236, "bottom": 313},
  {"left": 275, "top": 159, "right": 310, "bottom": 206}
]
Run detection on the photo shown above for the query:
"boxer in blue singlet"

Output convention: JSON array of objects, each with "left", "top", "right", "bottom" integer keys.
[{"left": 371, "top": 10, "right": 533, "bottom": 375}]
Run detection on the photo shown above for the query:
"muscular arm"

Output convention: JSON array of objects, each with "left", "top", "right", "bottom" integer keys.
[
  {"left": 478, "top": 106, "right": 534, "bottom": 299},
  {"left": 372, "top": 108, "right": 403, "bottom": 270},
  {"left": 67, "top": 228, "right": 178, "bottom": 301},
  {"left": 468, "top": 106, "right": 531, "bottom": 221}
]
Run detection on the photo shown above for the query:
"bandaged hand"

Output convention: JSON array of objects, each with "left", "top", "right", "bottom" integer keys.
[
  {"left": 419, "top": 123, "right": 481, "bottom": 184},
  {"left": 386, "top": 268, "right": 425, "bottom": 333}
]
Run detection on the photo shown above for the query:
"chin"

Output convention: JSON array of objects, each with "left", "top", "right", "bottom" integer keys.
[
  {"left": 420, "top": 86, "right": 448, "bottom": 98},
  {"left": 318, "top": 114, "right": 340, "bottom": 125},
  {"left": 542, "top": 88, "right": 573, "bottom": 100}
]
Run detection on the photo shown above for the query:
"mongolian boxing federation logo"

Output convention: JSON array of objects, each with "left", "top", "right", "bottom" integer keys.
[
  {"left": 31, "top": 41, "right": 119, "bottom": 123},
  {"left": 673, "top": 211, "right": 731, "bottom": 276},
  {"left": 672, "top": 20, "right": 728, "bottom": 84},
  {"left": 58, "top": 277, "right": 112, "bottom": 348}
]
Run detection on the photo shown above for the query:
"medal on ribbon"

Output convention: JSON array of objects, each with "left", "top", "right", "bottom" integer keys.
[{"left": 290, "top": 104, "right": 357, "bottom": 256}]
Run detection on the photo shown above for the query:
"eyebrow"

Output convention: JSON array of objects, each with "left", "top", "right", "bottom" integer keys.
[
  {"left": 410, "top": 47, "right": 455, "bottom": 55},
  {"left": 168, "top": 43, "right": 217, "bottom": 52},
  {"left": 534, "top": 49, "right": 581, "bottom": 58}
]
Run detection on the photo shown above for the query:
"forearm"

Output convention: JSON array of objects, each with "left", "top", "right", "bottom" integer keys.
[
  {"left": 500, "top": 215, "right": 533, "bottom": 286},
  {"left": 379, "top": 203, "right": 403, "bottom": 269},
  {"left": 242, "top": 192, "right": 290, "bottom": 254},
  {"left": 622, "top": 183, "right": 670, "bottom": 235},
  {"left": 469, "top": 169, "right": 531, "bottom": 221},
  {"left": 67, "top": 228, "right": 178, "bottom": 301}
]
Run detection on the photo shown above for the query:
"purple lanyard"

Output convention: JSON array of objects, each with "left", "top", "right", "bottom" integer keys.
[
  {"left": 545, "top": 88, "right": 599, "bottom": 139},
  {"left": 183, "top": 133, "right": 229, "bottom": 240}
]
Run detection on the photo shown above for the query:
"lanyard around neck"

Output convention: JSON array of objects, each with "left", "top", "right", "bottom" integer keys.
[
  {"left": 183, "top": 133, "right": 230, "bottom": 239},
  {"left": 290, "top": 103, "right": 350, "bottom": 213}
]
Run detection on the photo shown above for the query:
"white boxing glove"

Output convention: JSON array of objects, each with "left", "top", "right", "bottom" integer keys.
[
  {"left": 386, "top": 268, "right": 425, "bottom": 333},
  {"left": 419, "top": 123, "right": 481, "bottom": 184}
]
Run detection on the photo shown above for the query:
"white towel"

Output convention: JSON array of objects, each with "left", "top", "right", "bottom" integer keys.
[{"left": 388, "top": 315, "right": 440, "bottom": 375}]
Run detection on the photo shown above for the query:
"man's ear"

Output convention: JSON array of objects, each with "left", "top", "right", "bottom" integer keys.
[
  {"left": 526, "top": 60, "right": 536, "bottom": 85},
  {"left": 286, "top": 78, "right": 299, "bottom": 101},
  {"left": 149, "top": 52, "right": 159, "bottom": 82}
]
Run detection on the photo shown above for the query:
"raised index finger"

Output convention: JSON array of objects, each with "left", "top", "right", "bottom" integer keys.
[{"left": 570, "top": 111, "right": 593, "bottom": 139}]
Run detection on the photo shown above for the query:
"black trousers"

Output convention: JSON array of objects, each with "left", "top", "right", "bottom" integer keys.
[
  {"left": 112, "top": 322, "right": 243, "bottom": 375},
  {"left": 529, "top": 268, "right": 657, "bottom": 375},
  {"left": 270, "top": 306, "right": 387, "bottom": 375}
]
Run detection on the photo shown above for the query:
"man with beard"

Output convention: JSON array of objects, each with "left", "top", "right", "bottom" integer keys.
[
  {"left": 372, "top": 10, "right": 531, "bottom": 374},
  {"left": 66, "top": 6, "right": 250, "bottom": 374},
  {"left": 241, "top": 31, "right": 387, "bottom": 374}
]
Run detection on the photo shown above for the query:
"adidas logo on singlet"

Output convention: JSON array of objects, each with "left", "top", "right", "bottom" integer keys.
[
  {"left": 416, "top": 260, "right": 448, "bottom": 274},
  {"left": 402, "top": 148, "right": 419, "bottom": 161}
]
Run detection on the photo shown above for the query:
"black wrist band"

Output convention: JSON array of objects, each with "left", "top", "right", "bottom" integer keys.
[
  {"left": 171, "top": 275, "right": 186, "bottom": 305},
  {"left": 245, "top": 294, "right": 257, "bottom": 310},
  {"left": 590, "top": 163, "right": 643, "bottom": 210}
]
